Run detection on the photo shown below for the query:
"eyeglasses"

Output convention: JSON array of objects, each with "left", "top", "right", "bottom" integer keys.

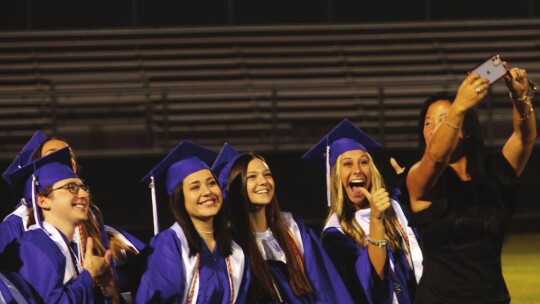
[{"left": 44, "top": 182, "right": 90, "bottom": 196}]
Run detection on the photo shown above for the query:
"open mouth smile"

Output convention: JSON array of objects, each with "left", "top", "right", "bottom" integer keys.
[{"left": 348, "top": 179, "right": 365, "bottom": 194}]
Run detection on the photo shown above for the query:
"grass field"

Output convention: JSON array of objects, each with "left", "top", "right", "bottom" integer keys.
[{"left": 502, "top": 233, "right": 540, "bottom": 303}]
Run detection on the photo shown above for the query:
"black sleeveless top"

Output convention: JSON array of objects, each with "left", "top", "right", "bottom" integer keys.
[{"left": 411, "top": 150, "right": 518, "bottom": 304}]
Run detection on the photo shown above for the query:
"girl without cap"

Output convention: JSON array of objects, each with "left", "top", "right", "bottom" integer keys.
[{"left": 406, "top": 63, "right": 536, "bottom": 303}]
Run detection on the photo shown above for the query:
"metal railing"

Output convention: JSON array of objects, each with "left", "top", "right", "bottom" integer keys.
[{"left": 2, "top": 76, "right": 533, "bottom": 159}]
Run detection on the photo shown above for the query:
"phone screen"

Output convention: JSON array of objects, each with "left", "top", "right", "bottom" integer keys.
[{"left": 470, "top": 55, "right": 507, "bottom": 84}]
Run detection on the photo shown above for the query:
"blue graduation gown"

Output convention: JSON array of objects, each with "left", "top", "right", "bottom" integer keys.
[
  {"left": 321, "top": 201, "right": 419, "bottom": 304},
  {"left": 0, "top": 271, "right": 42, "bottom": 304},
  {"left": 0, "top": 207, "right": 27, "bottom": 255},
  {"left": 136, "top": 223, "right": 249, "bottom": 304},
  {"left": 261, "top": 212, "right": 353, "bottom": 303},
  {"left": 0, "top": 206, "right": 145, "bottom": 302},
  {"left": 12, "top": 223, "right": 96, "bottom": 303},
  {"left": 104, "top": 224, "right": 145, "bottom": 301}
]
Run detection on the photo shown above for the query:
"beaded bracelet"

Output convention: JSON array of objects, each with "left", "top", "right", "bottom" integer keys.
[
  {"left": 510, "top": 93, "right": 535, "bottom": 121},
  {"left": 367, "top": 236, "right": 388, "bottom": 247},
  {"left": 519, "top": 103, "right": 534, "bottom": 121}
]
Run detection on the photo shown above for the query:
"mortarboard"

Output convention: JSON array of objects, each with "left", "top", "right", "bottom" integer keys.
[
  {"left": 2, "top": 131, "right": 47, "bottom": 186},
  {"left": 8, "top": 147, "right": 78, "bottom": 232},
  {"left": 141, "top": 140, "right": 217, "bottom": 235},
  {"left": 210, "top": 143, "right": 246, "bottom": 200},
  {"left": 301, "top": 119, "right": 381, "bottom": 205}
]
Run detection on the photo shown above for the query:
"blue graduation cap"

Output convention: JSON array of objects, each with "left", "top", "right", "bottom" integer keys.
[
  {"left": 141, "top": 140, "right": 217, "bottom": 235},
  {"left": 210, "top": 143, "right": 246, "bottom": 200},
  {"left": 2, "top": 131, "right": 47, "bottom": 186},
  {"left": 8, "top": 147, "right": 78, "bottom": 232},
  {"left": 301, "top": 119, "right": 381, "bottom": 205}
]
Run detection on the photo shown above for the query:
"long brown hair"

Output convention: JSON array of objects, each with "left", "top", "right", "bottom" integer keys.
[
  {"left": 169, "top": 170, "right": 233, "bottom": 257},
  {"left": 327, "top": 152, "right": 405, "bottom": 253},
  {"left": 227, "top": 153, "right": 312, "bottom": 301}
]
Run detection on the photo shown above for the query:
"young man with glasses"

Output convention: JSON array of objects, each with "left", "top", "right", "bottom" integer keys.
[{"left": 1, "top": 147, "right": 112, "bottom": 303}]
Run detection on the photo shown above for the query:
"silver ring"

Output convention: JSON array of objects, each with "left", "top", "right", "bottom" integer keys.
[{"left": 475, "top": 87, "right": 482, "bottom": 94}]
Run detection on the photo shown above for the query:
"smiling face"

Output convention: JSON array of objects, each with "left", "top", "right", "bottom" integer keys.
[
  {"left": 182, "top": 169, "right": 223, "bottom": 221},
  {"left": 339, "top": 149, "right": 372, "bottom": 206},
  {"left": 39, "top": 178, "right": 90, "bottom": 227},
  {"left": 246, "top": 158, "right": 275, "bottom": 206}
]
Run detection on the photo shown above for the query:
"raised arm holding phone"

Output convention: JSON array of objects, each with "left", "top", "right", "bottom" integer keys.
[{"left": 406, "top": 58, "right": 536, "bottom": 303}]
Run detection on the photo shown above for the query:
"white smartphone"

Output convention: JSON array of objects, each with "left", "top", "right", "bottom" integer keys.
[{"left": 470, "top": 55, "right": 507, "bottom": 84}]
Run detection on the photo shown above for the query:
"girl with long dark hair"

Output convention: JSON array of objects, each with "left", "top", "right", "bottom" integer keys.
[
  {"left": 212, "top": 144, "right": 352, "bottom": 303},
  {"left": 136, "top": 141, "right": 249, "bottom": 303}
]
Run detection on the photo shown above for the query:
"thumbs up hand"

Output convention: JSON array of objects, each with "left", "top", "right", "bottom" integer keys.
[{"left": 359, "top": 187, "right": 390, "bottom": 221}]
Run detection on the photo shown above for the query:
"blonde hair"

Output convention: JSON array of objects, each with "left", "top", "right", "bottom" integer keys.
[{"left": 326, "top": 152, "right": 405, "bottom": 252}]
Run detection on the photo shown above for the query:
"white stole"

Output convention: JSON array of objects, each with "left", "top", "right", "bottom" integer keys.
[
  {"left": 391, "top": 201, "right": 423, "bottom": 283},
  {"left": 323, "top": 199, "right": 424, "bottom": 302},
  {"left": 3, "top": 205, "right": 29, "bottom": 230},
  {"left": 170, "top": 222, "right": 245, "bottom": 303},
  {"left": 28, "top": 222, "right": 80, "bottom": 285},
  {"left": 280, "top": 212, "right": 304, "bottom": 257},
  {"left": 255, "top": 212, "right": 305, "bottom": 264}
]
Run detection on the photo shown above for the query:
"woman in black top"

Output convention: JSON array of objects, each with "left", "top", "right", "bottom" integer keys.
[{"left": 406, "top": 64, "right": 536, "bottom": 303}]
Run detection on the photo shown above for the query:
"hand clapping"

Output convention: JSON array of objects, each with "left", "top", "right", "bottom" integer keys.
[{"left": 83, "top": 237, "right": 112, "bottom": 281}]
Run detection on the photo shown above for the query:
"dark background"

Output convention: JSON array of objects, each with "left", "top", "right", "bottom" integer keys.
[
  {"left": 1, "top": 0, "right": 539, "bottom": 243},
  {"left": 0, "top": 0, "right": 539, "bottom": 31}
]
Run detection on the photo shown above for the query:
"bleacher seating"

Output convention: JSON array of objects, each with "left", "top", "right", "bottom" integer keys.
[{"left": 1, "top": 18, "right": 539, "bottom": 157}]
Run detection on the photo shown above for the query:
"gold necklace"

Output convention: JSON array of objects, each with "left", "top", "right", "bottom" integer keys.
[{"left": 195, "top": 228, "right": 214, "bottom": 234}]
